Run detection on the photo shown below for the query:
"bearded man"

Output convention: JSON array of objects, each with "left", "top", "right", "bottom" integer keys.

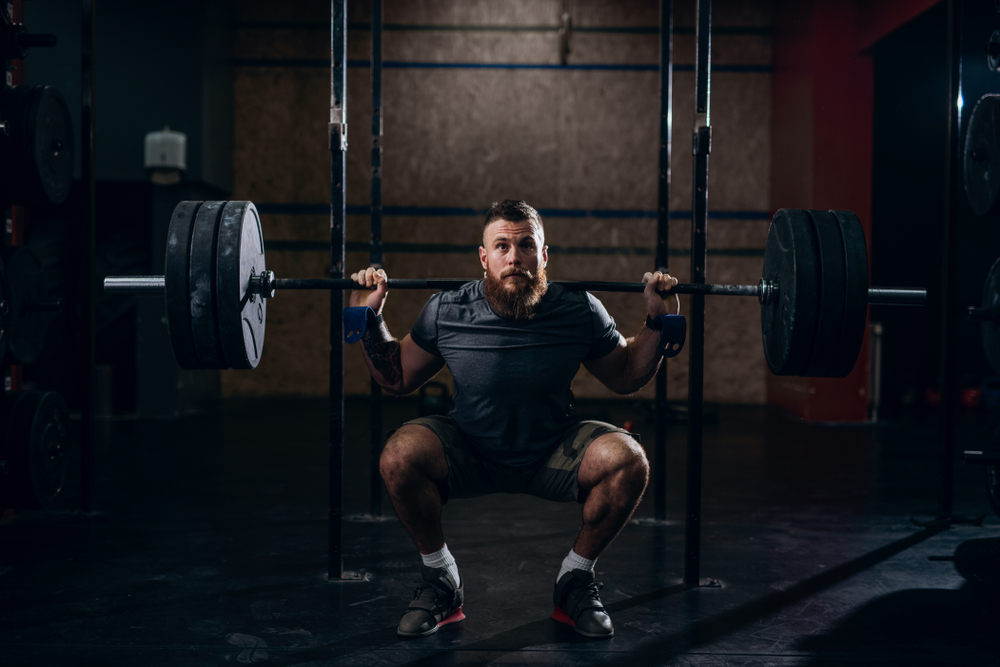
[{"left": 350, "top": 199, "right": 679, "bottom": 639}]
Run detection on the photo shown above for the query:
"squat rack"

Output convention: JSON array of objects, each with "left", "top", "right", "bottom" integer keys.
[{"left": 326, "top": 0, "right": 709, "bottom": 585}]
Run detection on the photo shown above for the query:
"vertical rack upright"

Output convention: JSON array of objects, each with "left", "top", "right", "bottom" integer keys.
[
  {"left": 654, "top": 0, "right": 673, "bottom": 523},
  {"left": 329, "top": 0, "right": 348, "bottom": 579},
  {"left": 937, "top": 0, "right": 962, "bottom": 524},
  {"left": 80, "top": 0, "right": 96, "bottom": 514},
  {"left": 369, "top": 0, "right": 384, "bottom": 518},
  {"left": 685, "top": 0, "right": 711, "bottom": 588}
]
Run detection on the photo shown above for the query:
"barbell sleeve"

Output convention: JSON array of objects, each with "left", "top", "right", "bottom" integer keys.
[
  {"left": 104, "top": 276, "right": 166, "bottom": 294},
  {"left": 867, "top": 287, "right": 927, "bottom": 307}
]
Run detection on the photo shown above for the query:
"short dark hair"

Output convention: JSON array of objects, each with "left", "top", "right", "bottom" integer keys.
[{"left": 483, "top": 200, "right": 544, "bottom": 241}]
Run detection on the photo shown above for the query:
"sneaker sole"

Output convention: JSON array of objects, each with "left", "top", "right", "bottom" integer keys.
[
  {"left": 551, "top": 606, "right": 614, "bottom": 638},
  {"left": 397, "top": 606, "right": 466, "bottom": 638}
]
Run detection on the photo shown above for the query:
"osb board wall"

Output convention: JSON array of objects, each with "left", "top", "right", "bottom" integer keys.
[{"left": 225, "top": 0, "right": 772, "bottom": 402}]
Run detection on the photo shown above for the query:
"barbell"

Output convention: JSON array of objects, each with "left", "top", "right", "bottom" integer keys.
[{"left": 103, "top": 201, "right": 927, "bottom": 377}]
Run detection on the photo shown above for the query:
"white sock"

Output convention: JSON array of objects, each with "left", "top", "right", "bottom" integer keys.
[
  {"left": 557, "top": 549, "right": 596, "bottom": 582},
  {"left": 421, "top": 544, "right": 460, "bottom": 589}
]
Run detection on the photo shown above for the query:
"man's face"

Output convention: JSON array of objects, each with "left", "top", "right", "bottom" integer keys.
[
  {"left": 479, "top": 219, "right": 548, "bottom": 286},
  {"left": 479, "top": 219, "right": 549, "bottom": 321}
]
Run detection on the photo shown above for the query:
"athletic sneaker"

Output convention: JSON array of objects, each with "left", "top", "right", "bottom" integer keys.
[
  {"left": 551, "top": 568, "right": 614, "bottom": 638},
  {"left": 396, "top": 565, "right": 465, "bottom": 637}
]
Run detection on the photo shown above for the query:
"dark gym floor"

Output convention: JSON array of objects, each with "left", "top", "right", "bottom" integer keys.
[{"left": 2, "top": 398, "right": 999, "bottom": 666}]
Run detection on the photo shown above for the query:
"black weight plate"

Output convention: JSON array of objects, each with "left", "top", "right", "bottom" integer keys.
[
  {"left": 761, "top": 209, "right": 820, "bottom": 376},
  {"left": 189, "top": 201, "right": 228, "bottom": 369},
  {"left": 981, "top": 257, "right": 1000, "bottom": 374},
  {"left": 964, "top": 94, "right": 1000, "bottom": 216},
  {"left": 0, "top": 86, "right": 74, "bottom": 206},
  {"left": 801, "top": 211, "right": 848, "bottom": 377},
  {"left": 3, "top": 246, "right": 48, "bottom": 365},
  {"left": 0, "top": 390, "right": 71, "bottom": 510},
  {"left": 988, "top": 465, "right": 1000, "bottom": 519},
  {"left": 830, "top": 210, "right": 870, "bottom": 378},
  {"left": 164, "top": 201, "right": 204, "bottom": 369},
  {"left": 216, "top": 201, "right": 266, "bottom": 369},
  {"left": 0, "top": 254, "right": 7, "bottom": 362}
]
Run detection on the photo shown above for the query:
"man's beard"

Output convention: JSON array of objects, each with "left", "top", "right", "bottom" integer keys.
[{"left": 483, "top": 266, "right": 548, "bottom": 321}]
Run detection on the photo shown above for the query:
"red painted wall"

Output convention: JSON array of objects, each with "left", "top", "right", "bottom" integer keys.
[
  {"left": 769, "top": 0, "right": 874, "bottom": 421},
  {"left": 768, "top": 0, "right": 942, "bottom": 421}
]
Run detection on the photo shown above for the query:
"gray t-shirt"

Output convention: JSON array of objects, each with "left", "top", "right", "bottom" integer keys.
[{"left": 410, "top": 281, "right": 623, "bottom": 466}]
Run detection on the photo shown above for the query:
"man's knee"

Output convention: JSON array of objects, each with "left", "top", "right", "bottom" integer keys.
[
  {"left": 585, "top": 433, "right": 649, "bottom": 489},
  {"left": 380, "top": 424, "right": 446, "bottom": 488}
]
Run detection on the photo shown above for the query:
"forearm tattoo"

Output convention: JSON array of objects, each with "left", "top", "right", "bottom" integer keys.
[{"left": 361, "top": 322, "right": 402, "bottom": 386}]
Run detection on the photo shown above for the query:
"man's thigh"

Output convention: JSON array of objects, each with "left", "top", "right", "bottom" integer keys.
[
  {"left": 526, "top": 421, "right": 636, "bottom": 503},
  {"left": 393, "top": 416, "right": 497, "bottom": 503}
]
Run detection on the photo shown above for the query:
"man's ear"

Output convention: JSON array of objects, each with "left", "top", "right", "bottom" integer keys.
[
  {"left": 541, "top": 245, "right": 548, "bottom": 268},
  {"left": 479, "top": 246, "right": 488, "bottom": 270}
]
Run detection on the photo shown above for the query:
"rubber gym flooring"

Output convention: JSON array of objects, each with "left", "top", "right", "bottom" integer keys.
[{"left": 1, "top": 398, "right": 999, "bottom": 666}]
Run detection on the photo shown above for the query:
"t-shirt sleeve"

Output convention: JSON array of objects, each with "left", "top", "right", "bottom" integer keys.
[
  {"left": 584, "top": 293, "right": 625, "bottom": 360},
  {"left": 409, "top": 292, "right": 443, "bottom": 357}
]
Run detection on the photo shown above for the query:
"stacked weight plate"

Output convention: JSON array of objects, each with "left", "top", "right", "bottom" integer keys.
[
  {"left": 2, "top": 245, "right": 49, "bottom": 365},
  {"left": 761, "top": 209, "right": 869, "bottom": 378},
  {"left": 964, "top": 94, "right": 1000, "bottom": 217},
  {"left": 164, "top": 200, "right": 267, "bottom": 370},
  {"left": 0, "top": 254, "right": 6, "bottom": 361},
  {"left": 980, "top": 258, "right": 1000, "bottom": 374},
  {"left": 0, "top": 390, "right": 71, "bottom": 509},
  {"left": 0, "top": 85, "right": 74, "bottom": 207}
]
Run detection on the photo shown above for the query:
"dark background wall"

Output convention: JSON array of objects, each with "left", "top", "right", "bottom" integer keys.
[
  {"left": 24, "top": 0, "right": 997, "bottom": 416},
  {"left": 24, "top": 0, "right": 233, "bottom": 188},
  {"left": 871, "top": 1, "right": 1000, "bottom": 417},
  {"left": 870, "top": 4, "right": 948, "bottom": 418},
  {"left": 223, "top": 0, "right": 774, "bottom": 403},
  {"left": 19, "top": 0, "right": 233, "bottom": 416}
]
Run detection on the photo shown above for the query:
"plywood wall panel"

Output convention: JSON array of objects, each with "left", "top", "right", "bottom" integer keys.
[
  {"left": 234, "top": 27, "right": 328, "bottom": 60},
  {"left": 228, "top": 0, "right": 772, "bottom": 403},
  {"left": 232, "top": 68, "right": 330, "bottom": 203},
  {"left": 670, "top": 72, "right": 772, "bottom": 212},
  {"left": 221, "top": 249, "right": 331, "bottom": 397},
  {"left": 386, "top": 0, "right": 559, "bottom": 26}
]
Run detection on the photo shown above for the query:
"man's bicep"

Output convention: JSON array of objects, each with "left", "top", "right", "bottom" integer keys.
[
  {"left": 400, "top": 334, "right": 445, "bottom": 392},
  {"left": 582, "top": 336, "right": 628, "bottom": 391}
]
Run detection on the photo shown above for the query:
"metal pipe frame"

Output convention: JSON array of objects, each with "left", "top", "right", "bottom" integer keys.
[
  {"left": 654, "top": 0, "right": 673, "bottom": 524},
  {"left": 80, "top": 0, "right": 96, "bottom": 515},
  {"left": 369, "top": 0, "right": 384, "bottom": 519},
  {"left": 685, "top": 0, "right": 711, "bottom": 589},
  {"left": 937, "top": 0, "right": 961, "bottom": 521},
  {"left": 329, "top": 0, "right": 347, "bottom": 580}
]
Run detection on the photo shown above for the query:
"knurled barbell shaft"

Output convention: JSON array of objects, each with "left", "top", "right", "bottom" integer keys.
[
  {"left": 275, "top": 278, "right": 760, "bottom": 296},
  {"left": 103, "top": 275, "right": 927, "bottom": 306}
]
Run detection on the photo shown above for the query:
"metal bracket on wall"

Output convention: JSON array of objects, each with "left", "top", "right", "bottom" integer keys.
[
  {"left": 693, "top": 125, "right": 712, "bottom": 156},
  {"left": 329, "top": 122, "right": 347, "bottom": 152},
  {"left": 559, "top": 10, "right": 572, "bottom": 66}
]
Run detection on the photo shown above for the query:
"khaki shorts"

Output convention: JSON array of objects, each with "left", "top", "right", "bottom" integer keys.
[{"left": 400, "top": 416, "right": 636, "bottom": 504}]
